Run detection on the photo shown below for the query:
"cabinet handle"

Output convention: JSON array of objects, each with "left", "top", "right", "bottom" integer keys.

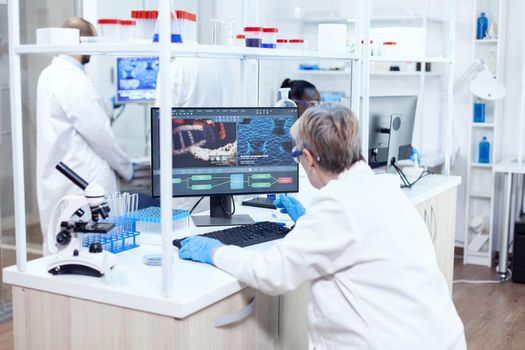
[
  {"left": 424, "top": 209, "right": 429, "bottom": 230},
  {"left": 430, "top": 206, "right": 437, "bottom": 243},
  {"left": 214, "top": 298, "right": 256, "bottom": 328}
]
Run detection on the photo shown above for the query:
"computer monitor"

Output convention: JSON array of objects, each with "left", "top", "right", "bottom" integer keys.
[
  {"left": 151, "top": 107, "right": 299, "bottom": 226},
  {"left": 368, "top": 95, "right": 417, "bottom": 172},
  {"left": 116, "top": 57, "right": 159, "bottom": 103}
]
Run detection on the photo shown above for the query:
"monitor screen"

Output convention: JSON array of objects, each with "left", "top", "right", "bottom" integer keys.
[
  {"left": 116, "top": 57, "right": 159, "bottom": 103},
  {"left": 151, "top": 107, "right": 299, "bottom": 197}
]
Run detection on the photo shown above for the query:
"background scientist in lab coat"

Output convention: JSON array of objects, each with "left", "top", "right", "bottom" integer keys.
[
  {"left": 36, "top": 17, "right": 133, "bottom": 254},
  {"left": 156, "top": 57, "right": 239, "bottom": 212},
  {"left": 179, "top": 105, "right": 466, "bottom": 349}
]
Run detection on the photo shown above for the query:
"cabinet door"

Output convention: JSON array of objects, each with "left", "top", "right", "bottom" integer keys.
[
  {"left": 12, "top": 287, "right": 278, "bottom": 350},
  {"left": 431, "top": 189, "right": 457, "bottom": 291}
]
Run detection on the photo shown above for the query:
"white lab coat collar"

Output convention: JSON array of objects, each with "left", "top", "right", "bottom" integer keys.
[
  {"left": 57, "top": 54, "right": 85, "bottom": 72},
  {"left": 334, "top": 160, "right": 373, "bottom": 182}
]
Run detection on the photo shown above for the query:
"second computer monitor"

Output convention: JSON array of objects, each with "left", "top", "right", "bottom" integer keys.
[{"left": 368, "top": 95, "right": 417, "bottom": 169}]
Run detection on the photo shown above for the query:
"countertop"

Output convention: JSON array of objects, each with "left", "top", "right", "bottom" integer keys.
[{"left": 3, "top": 174, "right": 461, "bottom": 319}]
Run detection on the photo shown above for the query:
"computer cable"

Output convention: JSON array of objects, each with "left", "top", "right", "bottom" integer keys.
[
  {"left": 220, "top": 195, "right": 235, "bottom": 216},
  {"left": 189, "top": 197, "right": 205, "bottom": 214}
]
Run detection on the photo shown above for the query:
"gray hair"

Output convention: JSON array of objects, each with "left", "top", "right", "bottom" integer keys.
[{"left": 290, "top": 104, "right": 363, "bottom": 174}]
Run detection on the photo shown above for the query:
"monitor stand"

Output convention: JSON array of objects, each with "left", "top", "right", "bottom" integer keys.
[{"left": 192, "top": 195, "right": 255, "bottom": 227}]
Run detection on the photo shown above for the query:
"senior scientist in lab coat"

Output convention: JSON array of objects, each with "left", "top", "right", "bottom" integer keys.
[
  {"left": 36, "top": 17, "right": 133, "bottom": 254},
  {"left": 179, "top": 105, "right": 466, "bottom": 349}
]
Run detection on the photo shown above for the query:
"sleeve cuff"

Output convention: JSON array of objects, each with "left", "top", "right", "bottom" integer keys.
[{"left": 213, "top": 245, "right": 258, "bottom": 277}]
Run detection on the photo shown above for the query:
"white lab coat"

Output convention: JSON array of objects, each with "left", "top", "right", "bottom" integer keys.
[
  {"left": 156, "top": 58, "right": 240, "bottom": 212},
  {"left": 215, "top": 161, "right": 466, "bottom": 349},
  {"left": 36, "top": 55, "right": 133, "bottom": 252}
]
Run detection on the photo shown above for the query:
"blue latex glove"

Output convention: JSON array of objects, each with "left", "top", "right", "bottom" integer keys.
[
  {"left": 178, "top": 236, "right": 224, "bottom": 265},
  {"left": 410, "top": 147, "right": 421, "bottom": 164},
  {"left": 273, "top": 194, "right": 305, "bottom": 223}
]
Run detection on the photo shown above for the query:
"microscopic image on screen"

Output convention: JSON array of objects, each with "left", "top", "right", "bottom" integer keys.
[
  {"left": 237, "top": 117, "right": 295, "bottom": 166},
  {"left": 172, "top": 119, "right": 237, "bottom": 167}
]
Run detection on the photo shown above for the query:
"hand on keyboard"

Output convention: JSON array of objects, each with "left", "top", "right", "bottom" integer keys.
[{"left": 178, "top": 236, "right": 224, "bottom": 265}]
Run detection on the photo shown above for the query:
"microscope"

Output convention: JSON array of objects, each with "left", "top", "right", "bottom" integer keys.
[{"left": 46, "top": 162, "right": 117, "bottom": 277}]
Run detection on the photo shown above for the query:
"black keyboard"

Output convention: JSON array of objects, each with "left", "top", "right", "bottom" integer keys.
[
  {"left": 241, "top": 197, "right": 277, "bottom": 209},
  {"left": 173, "top": 221, "right": 291, "bottom": 248}
]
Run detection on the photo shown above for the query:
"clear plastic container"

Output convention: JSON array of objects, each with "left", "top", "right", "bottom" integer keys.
[
  {"left": 131, "top": 10, "right": 158, "bottom": 41},
  {"left": 153, "top": 12, "right": 181, "bottom": 43},
  {"left": 175, "top": 10, "right": 197, "bottom": 43},
  {"left": 244, "top": 27, "right": 263, "bottom": 48},
  {"left": 289, "top": 39, "right": 306, "bottom": 50},
  {"left": 382, "top": 41, "right": 398, "bottom": 57},
  {"left": 234, "top": 34, "right": 246, "bottom": 47},
  {"left": 261, "top": 27, "right": 278, "bottom": 48},
  {"left": 276, "top": 39, "right": 288, "bottom": 49},
  {"left": 97, "top": 19, "right": 120, "bottom": 42},
  {"left": 119, "top": 20, "right": 136, "bottom": 43}
]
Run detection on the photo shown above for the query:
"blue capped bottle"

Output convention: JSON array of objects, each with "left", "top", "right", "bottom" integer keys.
[
  {"left": 473, "top": 98, "right": 486, "bottom": 123},
  {"left": 477, "top": 12, "right": 488, "bottom": 40},
  {"left": 479, "top": 137, "right": 490, "bottom": 164}
]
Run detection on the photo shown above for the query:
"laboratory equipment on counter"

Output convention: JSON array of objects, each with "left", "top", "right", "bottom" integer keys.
[
  {"left": 321, "top": 91, "right": 344, "bottom": 104},
  {"left": 128, "top": 206, "right": 190, "bottom": 234},
  {"left": 173, "top": 221, "right": 291, "bottom": 248},
  {"left": 473, "top": 99, "right": 486, "bottom": 123},
  {"left": 368, "top": 95, "right": 417, "bottom": 174},
  {"left": 131, "top": 10, "right": 158, "bottom": 40},
  {"left": 479, "top": 137, "right": 490, "bottom": 163},
  {"left": 150, "top": 107, "right": 299, "bottom": 227},
  {"left": 289, "top": 39, "right": 306, "bottom": 50},
  {"left": 261, "top": 27, "right": 278, "bottom": 48},
  {"left": 115, "top": 57, "right": 159, "bottom": 103},
  {"left": 275, "top": 87, "right": 297, "bottom": 108},
  {"left": 276, "top": 39, "right": 288, "bottom": 49},
  {"left": 244, "top": 27, "right": 263, "bottom": 47},
  {"left": 46, "top": 162, "right": 117, "bottom": 277},
  {"left": 119, "top": 20, "right": 136, "bottom": 43},
  {"left": 211, "top": 19, "right": 235, "bottom": 46},
  {"left": 36, "top": 27, "right": 79, "bottom": 45},
  {"left": 97, "top": 19, "right": 120, "bottom": 42},
  {"left": 477, "top": 12, "right": 488, "bottom": 40},
  {"left": 153, "top": 10, "right": 197, "bottom": 43},
  {"left": 234, "top": 34, "right": 245, "bottom": 46}
]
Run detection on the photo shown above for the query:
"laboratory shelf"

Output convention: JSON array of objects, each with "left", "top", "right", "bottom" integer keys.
[
  {"left": 370, "top": 71, "right": 442, "bottom": 77},
  {"left": 369, "top": 56, "right": 452, "bottom": 63},
  {"left": 295, "top": 15, "right": 445, "bottom": 25},
  {"left": 475, "top": 39, "right": 498, "bottom": 44},
  {"left": 296, "top": 70, "right": 351, "bottom": 76},
  {"left": 470, "top": 163, "right": 493, "bottom": 168},
  {"left": 14, "top": 43, "right": 359, "bottom": 61},
  {"left": 471, "top": 122, "right": 495, "bottom": 128}
]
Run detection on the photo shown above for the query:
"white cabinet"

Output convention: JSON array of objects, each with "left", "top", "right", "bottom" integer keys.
[
  {"left": 12, "top": 287, "right": 278, "bottom": 350},
  {"left": 415, "top": 188, "right": 457, "bottom": 291}
]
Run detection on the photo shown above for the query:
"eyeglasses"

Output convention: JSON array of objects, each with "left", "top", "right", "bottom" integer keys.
[
  {"left": 291, "top": 146, "right": 321, "bottom": 164},
  {"left": 291, "top": 146, "right": 303, "bottom": 164}
]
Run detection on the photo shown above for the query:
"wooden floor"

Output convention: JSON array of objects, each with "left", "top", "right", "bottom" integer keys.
[{"left": 1, "top": 258, "right": 525, "bottom": 350}]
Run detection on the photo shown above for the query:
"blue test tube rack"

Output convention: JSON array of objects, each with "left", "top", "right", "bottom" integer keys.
[
  {"left": 81, "top": 216, "right": 140, "bottom": 254},
  {"left": 127, "top": 206, "right": 190, "bottom": 234}
]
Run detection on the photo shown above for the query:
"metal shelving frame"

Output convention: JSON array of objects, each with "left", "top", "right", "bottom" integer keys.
[{"left": 6, "top": 0, "right": 456, "bottom": 298}]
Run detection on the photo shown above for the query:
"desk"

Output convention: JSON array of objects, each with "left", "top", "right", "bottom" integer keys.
[{"left": 3, "top": 174, "right": 460, "bottom": 350}]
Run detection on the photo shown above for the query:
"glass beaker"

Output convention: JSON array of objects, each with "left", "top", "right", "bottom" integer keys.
[{"left": 275, "top": 88, "right": 297, "bottom": 107}]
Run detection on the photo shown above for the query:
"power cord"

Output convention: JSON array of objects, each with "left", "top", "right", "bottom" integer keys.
[
  {"left": 392, "top": 163, "right": 431, "bottom": 189},
  {"left": 189, "top": 197, "right": 205, "bottom": 214},
  {"left": 453, "top": 268, "right": 512, "bottom": 285},
  {"left": 220, "top": 195, "right": 235, "bottom": 216}
]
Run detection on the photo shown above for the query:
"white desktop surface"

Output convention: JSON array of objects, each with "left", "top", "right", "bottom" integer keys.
[{"left": 3, "top": 174, "right": 460, "bottom": 319}]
